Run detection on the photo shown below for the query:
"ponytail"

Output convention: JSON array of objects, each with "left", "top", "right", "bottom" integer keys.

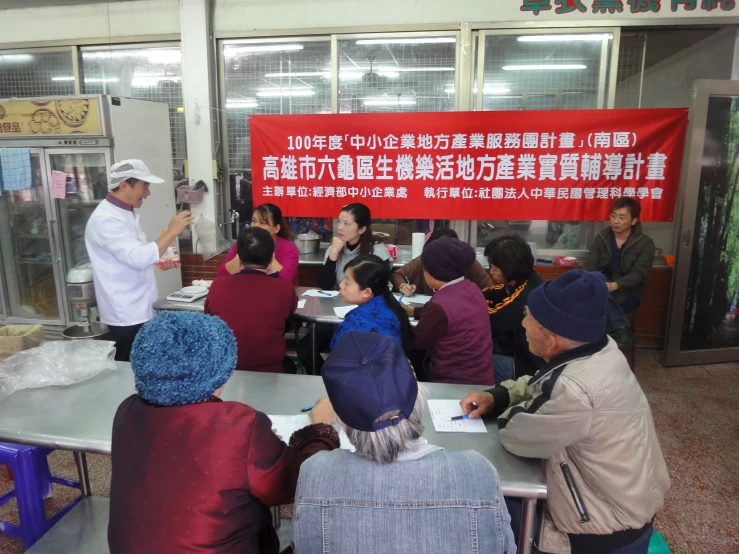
[{"left": 345, "top": 254, "right": 412, "bottom": 354}]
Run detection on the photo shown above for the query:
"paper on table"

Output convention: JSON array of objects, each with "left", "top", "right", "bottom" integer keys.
[
  {"left": 303, "top": 289, "right": 339, "bottom": 297},
  {"left": 268, "top": 414, "right": 355, "bottom": 452},
  {"left": 401, "top": 294, "right": 433, "bottom": 306},
  {"left": 333, "top": 305, "right": 357, "bottom": 318},
  {"left": 427, "top": 399, "right": 488, "bottom": 433},
  {"left": 338, "top": 427, "right": 356, "bottom": 452},
  {"left": 268, "top": 414, "right": 310, "bottom": 442},
  {"left": 297, "top": 300, "right": 306, "bottom": 309}
]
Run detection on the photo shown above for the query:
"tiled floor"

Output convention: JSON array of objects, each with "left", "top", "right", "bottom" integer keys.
[{"left": 0, "top": 350, "right": 737, "bottom": 553}]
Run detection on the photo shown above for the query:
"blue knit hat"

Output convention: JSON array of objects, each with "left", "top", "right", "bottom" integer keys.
[
  {"left": 130, "top": 312, "right": 237, "bottom": 406},
  {"left": 527, "top": 270, "right": 608, "bottom": 343}
]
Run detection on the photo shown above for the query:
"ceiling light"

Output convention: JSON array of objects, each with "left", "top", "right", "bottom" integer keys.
[
  {"left": 83, "top": 78, "right": 120, "bottom": 83},
  {"left": 224, "top": 44, "right": 304, "bottom": 57},
  {"left": 391, "top": 67, "right": 454, "bottom": 72},
  {"left": 132, "top": 75, "right": 181, "bottom": 86},
  {"left": 82, "top": 49, "right": 181, "bottom": 63},
  {"left": 226, "top": 101, "right": 259, "bottom": 108},
  {"left": 445, "top": 87, "right": 510, "bottom": 94},
  {"left": 265, "top": 71, "right": 330, "bottom": 78},
  {"left": 364, "top": 99, "right": 417, "bottom": 106},
  {"left": 378, "top": 71, "right": 400, "bottom": 78},
  {"left": 176, "top": 106, "right": 184, "bottom": 113},
  {"left": 52, "top": 76, "right": 76, "bottom": 81},
  {"left": 0, "top": 54, "right": 33, "bottom": 63},
  {"left": 356, "top": 38, "right": 456, "bottom": 45},
  {"left": 256, "top": 90, "right": 316, "bottom": 97},
  {"left": 517, "top": 34, "right": 612, "bottom": 42},
  {"left": 503, "top": 64, "right": 587, "bottom": 71}
]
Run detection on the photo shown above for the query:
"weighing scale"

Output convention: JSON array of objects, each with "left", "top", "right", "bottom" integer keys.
[{"left": 166, "top": 285, "right": 209, "bottom": 303}]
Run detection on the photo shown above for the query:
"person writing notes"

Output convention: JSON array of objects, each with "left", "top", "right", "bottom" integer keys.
[
  {"left": 403, "top": 237, "right": 495, "bottom": 385},
  {"left": 391, "top": 228, "right": 491, "bottom": 296},
  {"left": 459, "top": 271, "right": 669, "bottom": 554},
  {"left": 331, "top": 255, "right": 412, "bottom": 353},
  {"left": 85, "top": 159, "right": 193, "bottom": 362}
]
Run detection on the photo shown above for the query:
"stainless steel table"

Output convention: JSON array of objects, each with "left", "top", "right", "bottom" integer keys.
[
  {"left": 155, "top": 287, "right": 422, "bottom": 374},
  {"left": 0, "top": 365, "right": 545, "bottom": 553}
]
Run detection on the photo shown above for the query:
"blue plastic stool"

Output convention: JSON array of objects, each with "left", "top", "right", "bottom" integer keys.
[{"left": 0, "top": 443, "right": 82, "bottom": 550}]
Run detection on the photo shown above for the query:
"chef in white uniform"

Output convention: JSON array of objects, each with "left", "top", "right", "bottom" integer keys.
[{"left": 85, "top": 159, "right": 193, "bottom": 361}]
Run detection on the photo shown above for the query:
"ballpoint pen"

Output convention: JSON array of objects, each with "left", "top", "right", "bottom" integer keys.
[
  {"left": 448, "top": 415, "right": 469, "bottom": 421},
  {"left": 402, "top": 274, "right": 415, "bottom": 297},
  {"left": 301, "top": 405, "right": 315, "bottom": 412}
]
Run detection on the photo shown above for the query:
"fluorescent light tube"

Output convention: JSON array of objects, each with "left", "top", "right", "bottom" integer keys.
[
  {"left": 364, "top": 99, "right": 417, "bottom": 106},
  {"left": 356, "top": 38, "right": 456, "bottom": 45},
  {"left": 503, "top": 64, "right": 587, "bottom": 71},
  {"left": 226, "top": 101, "right": 259, "bottom": 108},
  {"left": 225, "top": 44, "right": 304, "bottom": 56},
  {"left": 517, "top": 34, "right": 612, "bottom": 42},
  {"left": 256, "top": 90, "right": 316, "bottom": 97}
]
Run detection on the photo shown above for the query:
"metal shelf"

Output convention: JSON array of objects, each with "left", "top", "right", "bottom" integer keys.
[
  {"left": 17, "top": 258, "right": 53, "bottom": 265},
  {"left": 16, "top": 234, "right": 50, "bottom": 240}
]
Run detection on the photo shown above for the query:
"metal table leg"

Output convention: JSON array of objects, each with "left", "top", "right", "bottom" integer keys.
[
  {"left": 272, "top": 505, "right": 281, "bottom": 529},
  {"left": 73, "top": 451, "right": 92, "bottom": 497},
  {"left": 519, "top": 497, "right": 537, "bottom": 554},
  {"left": 311, "top": 322, "right": 317, "bottom": 376}
]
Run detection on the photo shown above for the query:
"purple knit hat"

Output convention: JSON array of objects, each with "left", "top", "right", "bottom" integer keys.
[{"left": 421, "top": 237, "right": 476, "bottom": 282}]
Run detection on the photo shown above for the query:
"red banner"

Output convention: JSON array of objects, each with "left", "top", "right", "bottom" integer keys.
[{"left": 250, "top": 108, "right": 688, "bottom": 221}]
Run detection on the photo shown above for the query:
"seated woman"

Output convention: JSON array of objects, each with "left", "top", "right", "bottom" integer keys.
[
  {"left": 483, "top": 235, "right": 545, "bottom": 383},
  {"left": 217, "top": 203, "right": 299, "bottom": 286},
  {"left": 331, "top": 254, "right": 411, "bottom": 354},
  {"left": 298, "top": 203, "right": 391, "bottom": 374},
  {"left": 404, "top": 237, "right": 495, "bottom": 385},
  {"left": 109, "top": 311, "right": 338, "bottom": 554},
  {"left": 206, "top": 226, "right": 297, "bottom": 373},
  {"left": 292, "top": 331, "right": 515, "bottom": 554},
  {"left": 391, "top": 228, "right": 491, "bottom": 296}
]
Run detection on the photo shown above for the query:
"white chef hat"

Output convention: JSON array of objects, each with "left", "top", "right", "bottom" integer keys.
[{"left": 109, "top": 159, "right": 164, "bottom": 190}]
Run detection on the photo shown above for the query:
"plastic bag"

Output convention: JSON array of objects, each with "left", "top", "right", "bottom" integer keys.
[
  {"left": 194, "top": 216, "right": 230, "bottom": 260},
  {"left": 0, "top": 340, "right": 117, "bottom": 395}
]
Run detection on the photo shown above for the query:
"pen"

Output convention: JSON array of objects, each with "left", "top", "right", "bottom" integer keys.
[
  {"left": 318, "top": 290, "right": 331, "bottom": 296},
  {"left": 448, "top": 415, "right": 469, "bottom": 421},
  {"left": 301, "top": 405, "right": 314, "bottom": 412},
  {"left": 403, "top": 274, "right": 415, "bottom": 297}
]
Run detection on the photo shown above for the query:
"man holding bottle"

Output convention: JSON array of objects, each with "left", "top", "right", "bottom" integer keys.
[{"left": 85, "top": 159, "right": 193, "bottom": 361}]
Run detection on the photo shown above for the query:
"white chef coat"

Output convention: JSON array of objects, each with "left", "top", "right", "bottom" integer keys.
[{"left": 85, "top": 198, "right": 160, "bottom": 327}]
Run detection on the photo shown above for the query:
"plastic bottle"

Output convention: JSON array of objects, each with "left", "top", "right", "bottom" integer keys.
[{"left": 157, "top": 232, "right": 181, "bottom": 269}]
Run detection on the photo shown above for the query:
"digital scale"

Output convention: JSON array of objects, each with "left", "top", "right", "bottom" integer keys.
[{"left": 166, "top": 285, "right": 209, "bottom": 303}]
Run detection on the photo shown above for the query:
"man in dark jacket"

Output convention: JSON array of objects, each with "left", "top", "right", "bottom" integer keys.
[{"left": 584, "top": 197, "right": 655, "bottom": 347}]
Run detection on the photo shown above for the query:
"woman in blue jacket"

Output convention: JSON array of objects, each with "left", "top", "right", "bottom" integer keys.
[{"left": 331, "top": 254, "right": 411, "bottom": 354}]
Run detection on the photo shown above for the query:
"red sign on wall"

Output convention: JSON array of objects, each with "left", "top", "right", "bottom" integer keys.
[{"left": 250, "top": 108, "right": 688, "bottom": 221}]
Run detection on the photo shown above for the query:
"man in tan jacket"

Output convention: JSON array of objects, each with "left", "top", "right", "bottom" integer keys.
[
  {"left": 391, "top": 228, "right": 491, "bottom": 296},
  {"left": 460, "top": 270, "right": 669, "bottom": 554}
]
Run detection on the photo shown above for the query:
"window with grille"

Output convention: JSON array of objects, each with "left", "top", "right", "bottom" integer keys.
[
  {"left": 337, "top": 36, "right": 457, "bottom": 243},
  {"left": 223, "top": 40, "right": 332, "bottom": 240},
  {"left": 80, "top": 46, "right": 187, "bottom": 181},
  {"left": 0, "top": 49, "right": 75, "bottom": 99},
  {"left": 475, "top": 32, "right": 614, "bottom": 252}
]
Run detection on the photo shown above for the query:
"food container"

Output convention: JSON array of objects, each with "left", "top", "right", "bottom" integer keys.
[
  {"left": 295, "top": 234, "right": 320, "bottom": 254},
  {"left": 554, "top": 256, "right": 577, "bottom": 267}
]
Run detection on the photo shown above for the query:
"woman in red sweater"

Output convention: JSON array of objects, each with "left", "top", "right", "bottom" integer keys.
[
  {"left": 218, "top": 203, "right": 299, "bottom": 285},
  {"left": 206, "top": 226, "right": 298, "bottom": 372},
  {"left": 109, "top": 311, "right": 338, "bottom": 554}
]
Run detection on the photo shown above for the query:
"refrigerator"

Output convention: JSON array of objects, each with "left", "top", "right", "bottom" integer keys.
[{"left": 0, "top": 95, "right": 181, "bottom": 334}]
